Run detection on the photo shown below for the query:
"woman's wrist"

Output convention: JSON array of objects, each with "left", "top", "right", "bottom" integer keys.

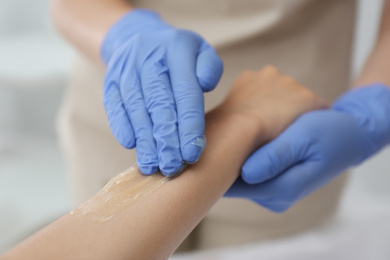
[
  {"left": 206, "top": 109, "right": 264, "bottom": 149},
  {"left": 198, "top": 109, "right": 264, "bottom": 183},
  {"left": 355, "top": 34, "right": 390, "bottom": 87},
  {"left": 51, "top": 0, "right": 134, "bottom": 64}
]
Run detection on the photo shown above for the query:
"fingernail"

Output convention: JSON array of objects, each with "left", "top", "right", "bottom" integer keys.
[{"left": 183, "top": 135, "right": 207, "bottom": 164}]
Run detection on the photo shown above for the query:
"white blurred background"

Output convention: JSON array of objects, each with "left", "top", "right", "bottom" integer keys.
[
  {"left": 1, "top": 0, "right": 390, "bottom": 257},
  {"left": 0, "top": 0, "right": 73, "bottom": 251}
]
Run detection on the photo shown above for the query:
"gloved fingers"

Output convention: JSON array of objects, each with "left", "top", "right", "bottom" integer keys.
[
  {"left": 103, "top": 79, "right": 136, "bottom": 149},
  {"left": 252, "top": 161, "right": 324, "bottom": 212},
  {"left": 196, "top": 41, "right": 223, "bottom": 92},
  {"left": 167, "top": 32, "right": 206, "bottom": 164},
  {"left": 120, "top": 62, "right": 159, "bottom": 175},
  {"left": 227, "top": 161, "right": 320, "bottom": 212},
  {"left": 253, "top": 199, "right": 292, "bottom": 213},
  {"left": 241, "top": 130, "right": 304, "bottom": 184},
  {"left": 225, "top": 177, "right": 288, "bottom": 202},
  {"left": 224, "top": 177, "right": 253, "bottom": 198},
  {"left": 141, "top": 58, "right": 184, "bottom": 176}
]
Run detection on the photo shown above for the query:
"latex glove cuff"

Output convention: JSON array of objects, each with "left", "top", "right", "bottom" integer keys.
[
  {"left": 101, "top": 9, "right": 171, "bottom": 63},
  {"left": 332, "top": 84, "right": 390, "bottom": 164}
]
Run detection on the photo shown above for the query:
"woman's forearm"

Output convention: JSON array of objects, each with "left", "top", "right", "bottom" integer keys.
[
  {"left": 2, "top": 111, "right": 261, "bottom": 260},
  {"left": 355, "top": 0, "right": 390, "bottom": 87},
  {"left": 51, "top": 0, "right": 133, "bottom": 63},
  {"left": 2, "top": 68, "right": 325, "bottom": 260}
]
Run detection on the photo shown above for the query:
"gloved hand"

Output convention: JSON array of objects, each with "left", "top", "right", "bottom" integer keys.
[
  {"left": 226, "top": 84, "right": 390, "bottom": 212},
  {"left": 101, "top": 9, "right": 223, "bottom": 176}
]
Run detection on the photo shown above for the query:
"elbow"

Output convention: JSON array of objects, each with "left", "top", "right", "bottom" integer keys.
[{"left": 50, "top": 0, "right": 70, "bottom": 34}]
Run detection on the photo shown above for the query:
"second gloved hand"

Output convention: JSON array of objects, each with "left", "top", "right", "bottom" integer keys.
[
  {"left": 226, "top": 84, "right": 390, "bottom": 212},
  {"left": 101, "top": 9, "right": 223, "bottom": 176}
]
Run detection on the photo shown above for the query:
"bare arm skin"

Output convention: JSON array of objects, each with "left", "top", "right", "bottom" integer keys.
[
  {"left": 51, "top": 0, "right": 133, "bottom": 63},
  {"left": 356, "top": 0, "right": 390, "bottom": 86},
  {"left": 1, "top": 67, "right": 326, "bottom": 260}
]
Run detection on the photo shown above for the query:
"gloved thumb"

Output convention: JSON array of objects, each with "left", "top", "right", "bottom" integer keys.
[
  {"left": 241, "top": 132, "right": 303, "bottom": 184},
  {"left": 196, "top": 42, "right": 223, "bottom": 92}
]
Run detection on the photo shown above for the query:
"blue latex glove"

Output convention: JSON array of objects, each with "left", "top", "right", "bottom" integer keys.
[
  {"left": 226, "top": 84, "right": 390, "bottom": 212},
  {"left": 101, "top": 9, "right": 223, "bottom": 176}
]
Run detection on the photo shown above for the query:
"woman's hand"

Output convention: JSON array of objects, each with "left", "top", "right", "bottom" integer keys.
[
  {"left": 214, "top": 66, "right": 327, "bottom": 148},
  {"left": 227, "top": 84, "right": 390, "bottom": 212},
  {"left": 102, "top": 9, "right": 223, "bottom": 176}
]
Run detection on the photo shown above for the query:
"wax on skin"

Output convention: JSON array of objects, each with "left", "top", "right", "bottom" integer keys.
[{"left": 70, "top": 164, "right": 169, "bottom": 222}]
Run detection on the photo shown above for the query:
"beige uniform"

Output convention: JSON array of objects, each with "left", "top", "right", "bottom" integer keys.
[{"left": 57, "top": 0, "right": 356, "bottom": 251}]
